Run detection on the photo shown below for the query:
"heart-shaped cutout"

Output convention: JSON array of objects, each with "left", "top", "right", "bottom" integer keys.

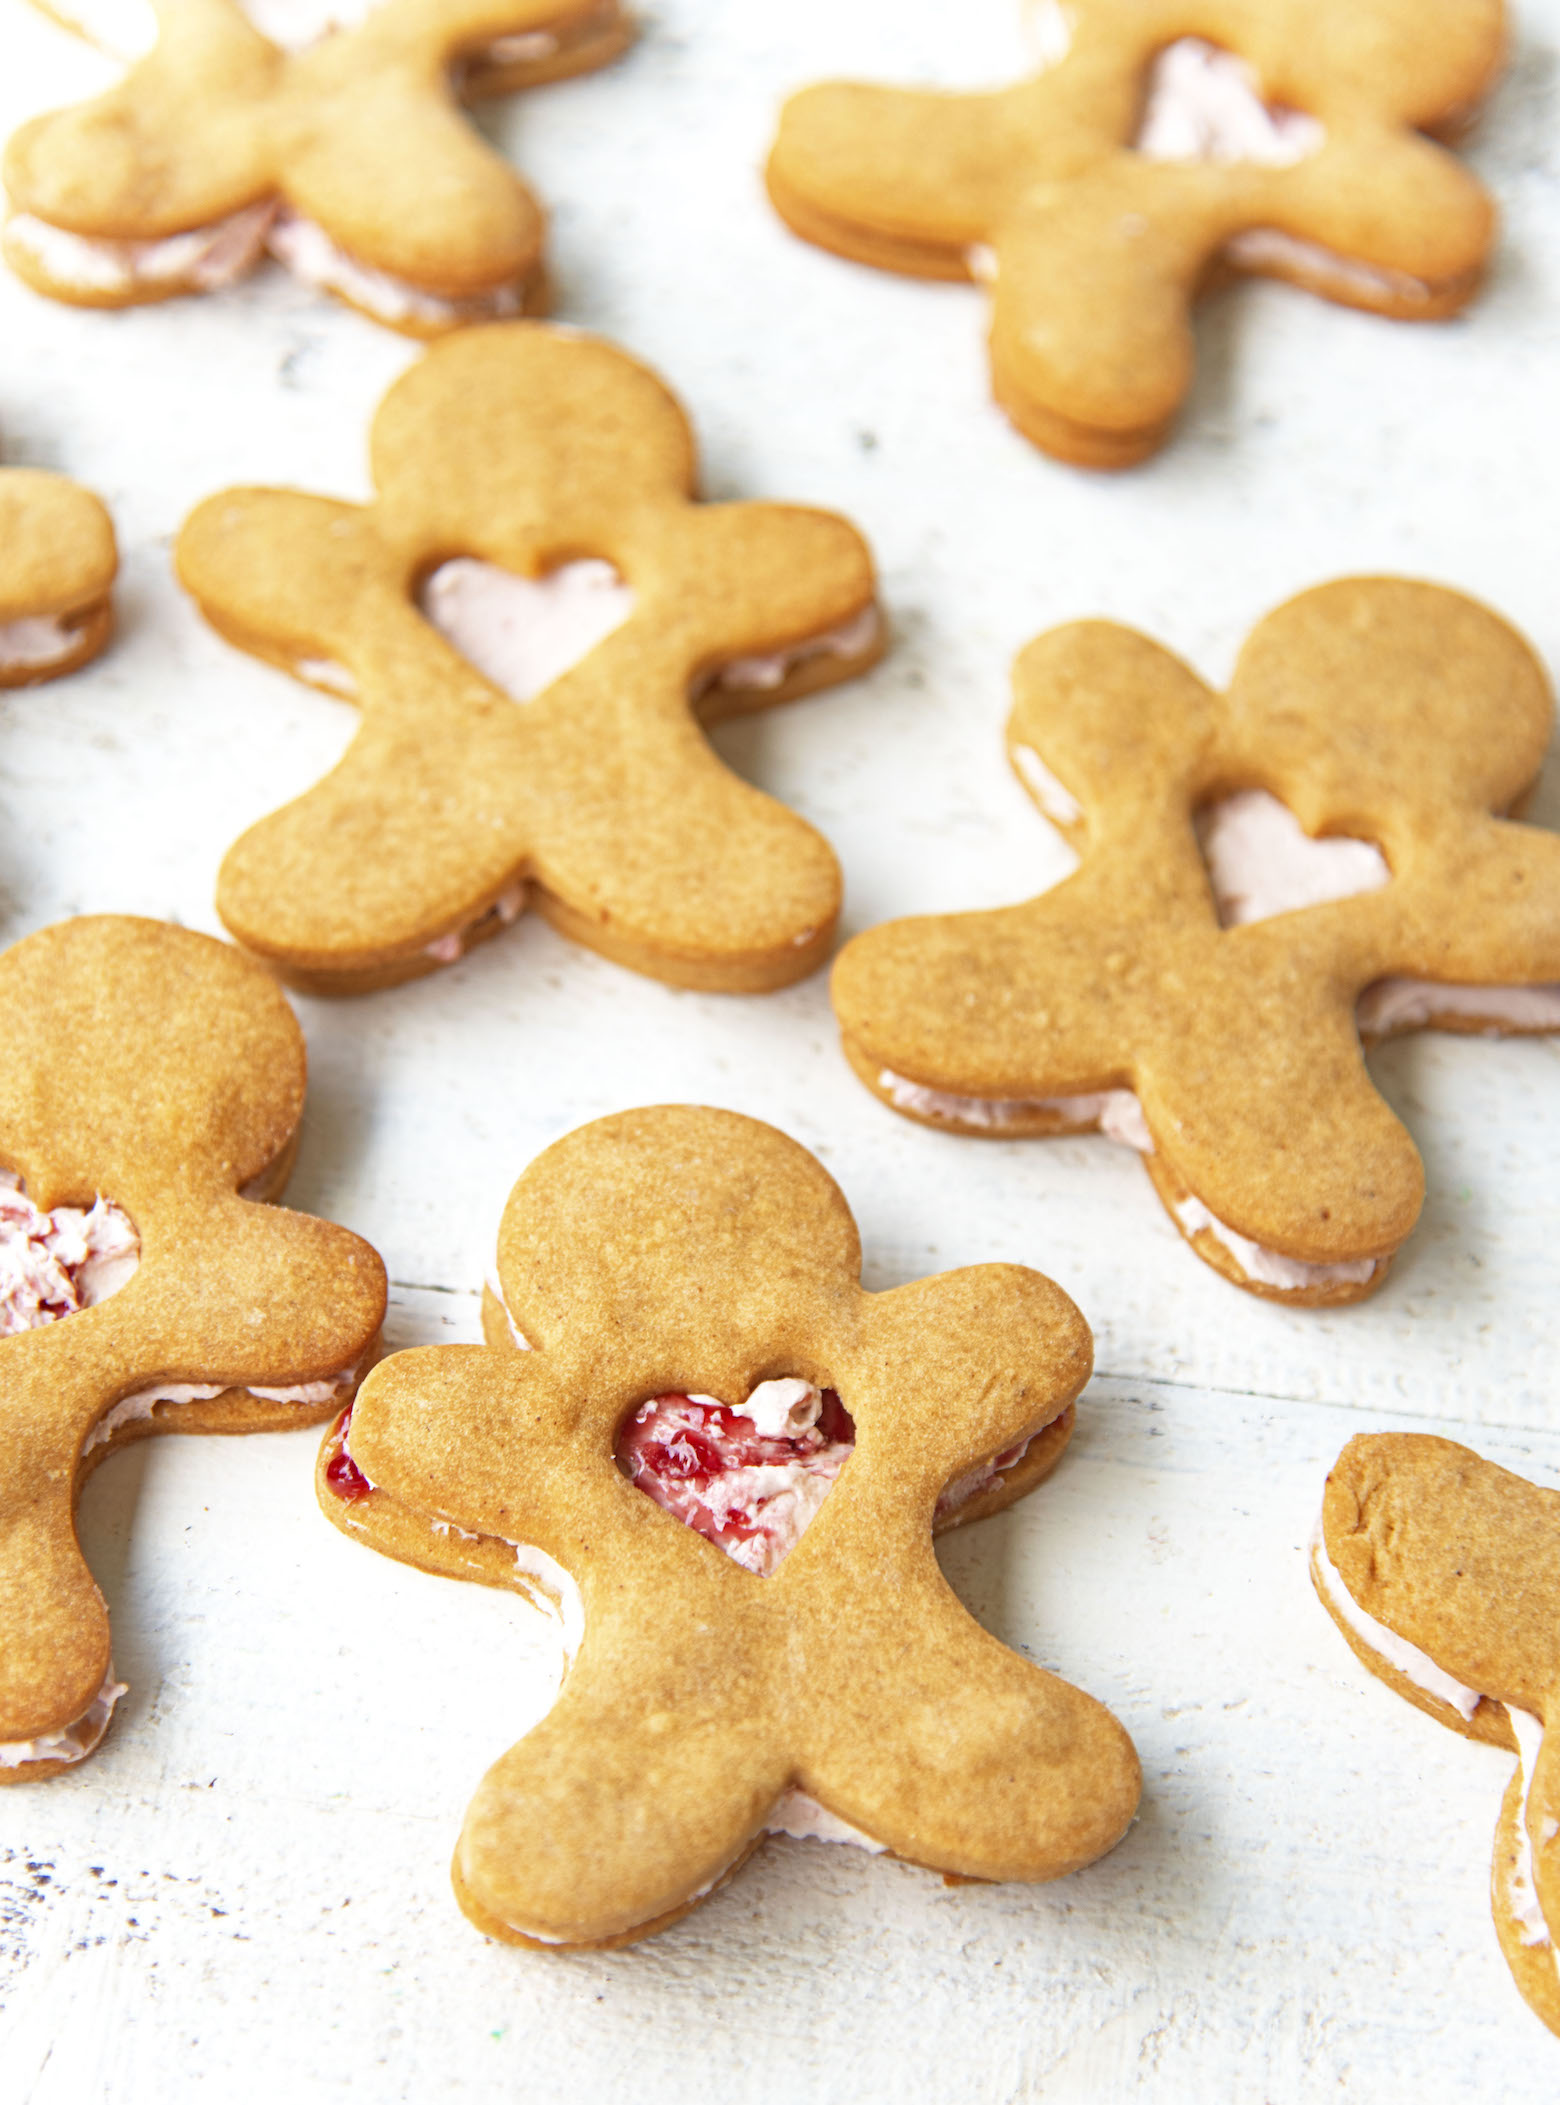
[
  {"left": 0, "top": 1170, "right": 138, "bottom": 1335},
  {"left": 618, "top": 1379, "right": 855, "bottom": 1577},
  {"left": 1196, "top": 788, "right": 1390, "bottom": 928},
  {"left": 420, "top": 557, "right": 635, "bottom": 705},
  {"left": 1135, "top": 39, "right": 1323, "bottom": 168}
]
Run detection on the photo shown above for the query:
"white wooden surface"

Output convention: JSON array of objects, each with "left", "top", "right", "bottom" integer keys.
[{"left": 1, "top": 2, "right": 1558, "bottom": 2097}]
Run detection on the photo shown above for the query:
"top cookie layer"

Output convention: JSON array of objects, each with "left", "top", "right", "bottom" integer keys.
[
  {"left": 768, "top": 0, "right": 1504, "bottom": 463},
  {"left": 4, "top": 0, "right": 633, "bottom": 328},
  {"left": 333, "top": 1104, "right": 1138, "bottom": 1947},
  {"left": 177, "top": 322, "right": 880, "bottom": 994},
  {"left": 0, "top": 915, "right": 386, "bottom": 1754},
  {"left": 833, "top": 579, "right": 1560, "bottom": 1289}
]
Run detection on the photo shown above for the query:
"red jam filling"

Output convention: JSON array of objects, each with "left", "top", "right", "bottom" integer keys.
[
  {"left": 617, "top": 1386, "right": 855, "bottom": 1576},
  {"left": 326, "top": 1404, "right": 373, "bottom": 1502}
]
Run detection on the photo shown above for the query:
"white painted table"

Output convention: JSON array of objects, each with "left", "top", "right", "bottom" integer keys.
[{"left": 1, "top": 2, "right": 1558, "bottom": 2096}]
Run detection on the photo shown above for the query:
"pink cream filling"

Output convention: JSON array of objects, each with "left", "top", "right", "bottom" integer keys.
[
  {"left": 0, "top": 1168, "right": 138, "bottom": 1335},
  {"left": 5, "top": 201, "right": 525, "bottom": 325},
  {"left": 617, "top": 1380, "right": 856, "bottom": 1578},
  {"left": 0, "top": 1663, "right": 127, "bottom": 1771}
]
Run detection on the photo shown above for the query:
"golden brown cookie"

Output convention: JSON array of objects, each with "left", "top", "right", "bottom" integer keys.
[
  {"left": 1313, "top": 1433, "right": 1560, "bottom": 2037},
  {"left": 0, "top": 460, "right": 116, "bottom": 687},
  {"left": 4, "top": 0, "right": 634, "bottom": 332},
  {"left": 833, "top": 578, "right": 1560, "bottom": 1304},
  {"left": 767, "top": 0, "right": 1504, "bottom": 465},
  {"left": 0, "top": 915, "right": 386, "bottom": 1783},
  {"left": 317, "top": 1104, "right": 1139, "bottom": 1948},
  {"left": 177, "top": 323, "right": 882, "bottom": 995}
]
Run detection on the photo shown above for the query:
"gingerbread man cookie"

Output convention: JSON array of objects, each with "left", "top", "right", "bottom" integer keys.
[
  {"left": 177, "top": 323, "right": 882, "bottom": 994},
  {"left": 0, "top": 915, "right": 386, "bottom": 1782},
  {"left": 4, "top": 0, "right": 633, "bottom": 332},
  {"left": 317, "top": 1106, "right": 1139, "bottom": 1948},
  {"left": 833, "top": 578, "right": 1560, "bottom": 1304},
  {"left": 1313, "top": 1433, "right": 1560, "bottom": 2037},
  {"left": 767, "top": 0, "right": 1504, "bottom": 464},
  {"left": 0, "top": 456, "right": 116, "bottom": 686}
]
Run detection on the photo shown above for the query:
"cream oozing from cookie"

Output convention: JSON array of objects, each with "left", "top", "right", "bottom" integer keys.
[
  {"left": 698, "top": 603, "right": 882, "bottom": 698},
  {"left": 264, "top": 212, "right": 528, "bottom": 327},
  {"left": 1311, "top": 1520, "right": 1559, "bottom": 1975},
  {"left": 0, "top": 1662, "right": 127, "bottom": 1770},
  {"left": 0, "top": 612, "right": 97, "bottom": 673},
  {"left": 82, "top": 1358, "right": 361, "bottom": 1456},
  {"left": 422, "top": 882, "right": 526, "bottom": 966},
  {"left": 879, "top": 1070, "right": 1152, "bottom": 1150},
  {"left": 1134, "top": 39, "right": 1323, "bottom": 168},
  {"left": 1356, "top": 978, "right": 1560, "bottom": 1037},
  {"left": 1506, "top": 1707, "right": 1559, "bottom": 1971},
  {"left": 1174, "top": 1197, "right": 1375, "bottom": 1291},
  {"left": 327, "top": 1405, "right": 586, "bottom": 1657},
  {"left": 1012, "top": 744, "right": 1082, "bottom": 825},
  {"left": 1309, "top": 1517, "right": 1483, "bottom": 1720},
  {"left": 7, "top": 196, "right": 527, "bottom": 320},
  {"left": 878, "top": 1064, "right": 1373, "bottom": 1291},
  {"left": 767, "top": 1786, "right": 886, "bottom": 1853},
  {"left": 1224, "top": 229, "right": 1435, "bottom": 306},
  {"left": 0, "top": 1169, "right": 138, "bottom": 1335},
  {"left": 420, "top": 557, "right": 636, "bottom": 703},
  {"left": 6, "top": 202, "right": 277, "bottom": 298}
]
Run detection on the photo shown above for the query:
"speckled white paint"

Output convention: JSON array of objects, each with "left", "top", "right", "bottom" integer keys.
[{"left": 0, "top": 0, "right": 1557, "bottom": 2097}]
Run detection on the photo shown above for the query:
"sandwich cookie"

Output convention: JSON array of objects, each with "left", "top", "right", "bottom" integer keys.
[
  {"left": 0, "top": 455, "right": 116, "bottom": 686},
  {"left": 318, "top": 1105, "right": 1139, "bottom": 1948},
  {"left": 833, "top": 579, "right": 1560, "bottom": 1303},
  {"left": 5, "top": 0, "right": 633, "bottom": 332},
  {"left": 767, "top": 0, "right": 1504, "bottom": 464},
  {"left": 0, "top": 916, "right": 386, "bottom": 1781},
  {"left": 1313, "top": 1433, "right": 1560, "bottom": 2037},
  {"left": 177, "top": 323, "right": 882, "bottom": 994}
]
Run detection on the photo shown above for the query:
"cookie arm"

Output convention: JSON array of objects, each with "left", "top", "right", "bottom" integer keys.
[
  {"left": 1240, "top": 133, "right": 1496, "bottom": 317},
  {"left": 767, "top": 81, "right": 1032, "bottom": 278},
  {"left": 2, "top": 5, "right": 275, "bottom": 238},
  {"left": 1323, "top": 1436, "right": 1560, "bottom": 1710}
]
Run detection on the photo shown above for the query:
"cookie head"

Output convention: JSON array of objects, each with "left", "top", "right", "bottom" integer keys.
[
  {"left": 0, "top": 916, "right": 385, "bottom": 1782},
  {"left": 321, "top": 1106, "right": 1136, "bottom": 1948},
  {"left": 177, "top": 323, "right": 882, "bottom": 996},
  {"left": 835, "top": 579, "right": 1560, "bottom": 1304},
  {"left": 0, "top": 466, "right": 117, "bottom": 687}
]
